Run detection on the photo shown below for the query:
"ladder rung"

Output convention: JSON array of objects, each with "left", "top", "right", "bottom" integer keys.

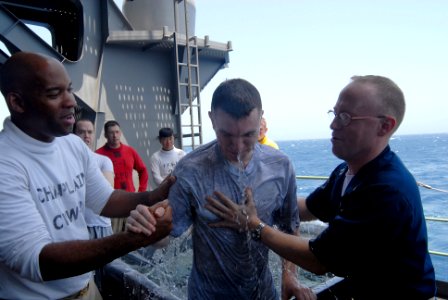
[
  {"left": 181, "top": 125, "right": 201, "bottom": 128},
  {"left": 179, "top": 82, "right": 200, "bottom": 87},
  {"left": 180, "top": 103, "right": 200, "bottom": 107},
  {"left": 178, "top": 62, "right": 199, "bottom": 68},
  {"left": 182, "top": 133, "right": 201, "bottom": 138},
  {"left": 182, "top": 145, "right": 201, "bottom": 149}
]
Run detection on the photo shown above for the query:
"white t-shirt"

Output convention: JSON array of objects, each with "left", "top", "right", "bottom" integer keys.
[
  {"left": 84, "top": 152, "right": 114, "bottom": 227},
  {"left": 0, "top": 118, "right": 114, "bottom": 299},
  {"left": 149, "top": 147, "right": 186, "bottom": 187}
]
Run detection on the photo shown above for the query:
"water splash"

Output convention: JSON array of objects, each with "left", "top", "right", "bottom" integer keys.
[
  {"left": 237, "top": 152, "right": 249, "bottom": 204},
  {"left": 121, "top": 223, "right": 331, "bottom": 299},
  {"left": 237, "top": 152, "right": 250, "bottom": 232},
  {"left": 237, "top": 153, "right": 264, "bottom": 298}
]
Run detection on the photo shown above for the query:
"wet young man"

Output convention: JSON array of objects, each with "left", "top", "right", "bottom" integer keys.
[
  {"left": 0, "top": 52, "right": 173, "bottom": 299},
  {"left": 128, "top": 78, "right": 315, "bottom": 299}
]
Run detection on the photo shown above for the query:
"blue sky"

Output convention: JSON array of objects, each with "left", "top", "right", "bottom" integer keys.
[
  {"left": 193, "top": 0, "right": 448, "bottom": 142},
  {"left": 1, "top": 1, "right": 447, "bottom": 142}
]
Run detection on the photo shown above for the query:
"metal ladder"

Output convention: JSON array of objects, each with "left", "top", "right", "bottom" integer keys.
[{"left": 173, "top": 0, "right": 202, "bottom": 150}]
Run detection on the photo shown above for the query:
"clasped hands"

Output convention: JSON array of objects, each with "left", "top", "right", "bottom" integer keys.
[
  {"left": 126, "top": 200, "right": 172, "bottom": 237},
  {"left": 126, "top": 176, "right": 175, "bottom": 238}
]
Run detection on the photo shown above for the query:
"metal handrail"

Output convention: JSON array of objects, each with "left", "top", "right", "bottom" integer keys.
[
  {"left": 296, "top": 175, "right": 329, "bottom": 180},
  {"left": 417, "top": 182, "right": 448, "bottom": 193},
  {"left": 426, "top": 216, "right": 448, "bottom": 222},
  {"left": 430, "top": 250, "right": 448, "bottom": 257},
  {"left": 296, "top": 175, "right": 448, "bottom": 257}
]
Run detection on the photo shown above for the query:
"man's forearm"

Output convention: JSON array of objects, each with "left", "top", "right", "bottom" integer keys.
[
  {"left": 39, "top": 230, "right": 166, "bottom": 280},
  {"left": 282, "top": 228, "right": 299, "bottom": 276},
  {"left": 282, "top": 257, "right": 298, "bottom": 283},
  {"left": 101, "top": 190, "right": 164, "bottom": 218}
]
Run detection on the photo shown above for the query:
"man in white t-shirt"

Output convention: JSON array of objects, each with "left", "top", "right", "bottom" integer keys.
[
  {"left": 0, "top": 51, "right": 174, "bottom": 299},
  {"left": 74, "top": 118, "right": 115, "bottom": 238},
  {"left": 74, "top": 118, "right": 115, "bottom": 293},
  {"left": 149, "top": 127, "right": 186, "bottom": 189}
]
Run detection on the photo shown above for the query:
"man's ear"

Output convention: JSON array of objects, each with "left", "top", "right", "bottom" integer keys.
[
  {"left": 378, "top": 116, "right": 396, "bottom": 136},
  {"left": 208, "top": 111, "right": 215, "bottom": 128},
  {"left": 6, "top": 92, "right": 26, "bottom": 113}
]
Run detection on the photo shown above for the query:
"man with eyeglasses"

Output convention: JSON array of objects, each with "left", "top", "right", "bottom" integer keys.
[{"left": 205, "top": 75, "right": 436, "bottom": 299}]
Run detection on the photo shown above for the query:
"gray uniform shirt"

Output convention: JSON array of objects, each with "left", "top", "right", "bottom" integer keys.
[{"left": 170, "top": 141, "right": 299, "bottom": 300}]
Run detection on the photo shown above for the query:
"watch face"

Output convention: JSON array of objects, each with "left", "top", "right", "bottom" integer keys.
[{"left": 251, "top": 222, "right": 265, "bottom": 241}]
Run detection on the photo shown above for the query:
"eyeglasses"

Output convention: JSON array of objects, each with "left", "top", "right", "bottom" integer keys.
[{"left": 328, "top": 110, "right": 385, "bottom": 127}]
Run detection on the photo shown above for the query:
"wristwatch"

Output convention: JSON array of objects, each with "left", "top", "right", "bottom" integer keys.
[{"left": 250, "top": 221, "right": 266, "bottom": 241}]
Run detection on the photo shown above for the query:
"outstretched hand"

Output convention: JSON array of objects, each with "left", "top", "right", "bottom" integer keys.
[{"left": 205, "top": 187, "right": 260, "bottom": 231}]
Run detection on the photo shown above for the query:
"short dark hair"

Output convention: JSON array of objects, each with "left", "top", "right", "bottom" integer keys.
[
  {"left": 211, "top": 78, "right": 262, "bottom": 119},
  {"left": 73, "top": 118, "right": 94, "bottom": 133},
  {"left": 104, "top": 120, "right": 120, "bottom": 133},
  {"left": 158, "top": 127, "right": 173, "bottom": 140}
]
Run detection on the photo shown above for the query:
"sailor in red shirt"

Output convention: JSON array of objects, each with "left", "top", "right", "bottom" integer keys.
[
  {"left": 96, "top": 120, "right": 148, "bottom": 192},
  {"left": 96, "top": 120, "right": 149, "bottom": 232}
]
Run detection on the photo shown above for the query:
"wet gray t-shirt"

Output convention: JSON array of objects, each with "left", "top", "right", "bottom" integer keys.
[{"left": 170, "top": 141, "right": 299, "bottom": 300}]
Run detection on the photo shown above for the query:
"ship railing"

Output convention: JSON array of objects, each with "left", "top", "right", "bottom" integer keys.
[{"left": 296, "top": 175, "right": 448, "bottom": 258}]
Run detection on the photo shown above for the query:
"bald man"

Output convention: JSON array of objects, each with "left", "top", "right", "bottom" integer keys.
[{"left": 0, "top": 52, "right": 173, "bottom": 299}]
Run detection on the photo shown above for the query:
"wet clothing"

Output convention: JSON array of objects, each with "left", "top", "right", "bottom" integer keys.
[
  {"left": 170, "top": 141, "right": 299, "bottom": 299},
  {"left": 0, "top": 118, "right": 113, "bottom": 299},
  {"left": 307, "top": 146, "right": 436, "bottom": 299},
  {"left": 96, "top": 143, "right": 148, "bottom": 192},
  {"left": 149, "top": 146, "right": 186, "bottom": 188}
]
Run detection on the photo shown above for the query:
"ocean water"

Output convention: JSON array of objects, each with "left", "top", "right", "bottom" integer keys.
[{"left": 278, "top": 133, "right": 448, "bottom": 282}]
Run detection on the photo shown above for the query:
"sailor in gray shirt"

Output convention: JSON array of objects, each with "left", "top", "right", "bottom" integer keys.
[{"left": 168, "top": 79, "right": 314, "bottom": 300}]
